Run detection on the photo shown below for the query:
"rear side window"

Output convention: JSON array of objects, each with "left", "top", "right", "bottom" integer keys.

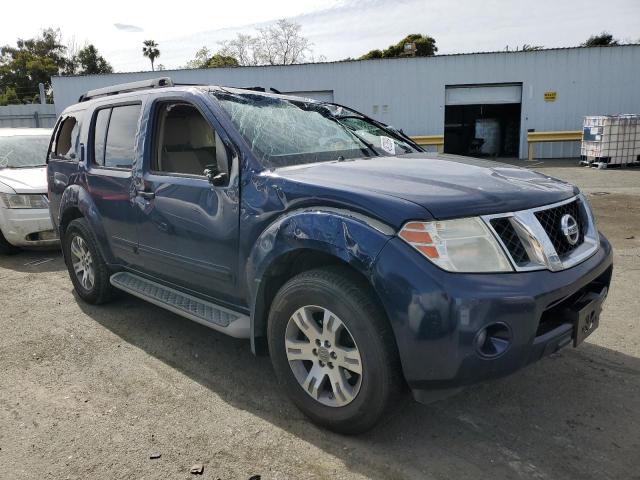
[
  {"left": 52, "top": 116, "right": 79, "bottom": 160},
  {"left": 92, "top": 104, "right": 141, "bottom": 169},
  {"left": 93, "top": 109, "right": 110, "bottom": 166}
]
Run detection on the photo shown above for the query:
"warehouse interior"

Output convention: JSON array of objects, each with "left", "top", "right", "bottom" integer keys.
[
  {"left": 444, "top": 103, "right": 521, "bottom": 157},
  {"left": 443, "top": 83, "right": 522, "bottom": 157}
]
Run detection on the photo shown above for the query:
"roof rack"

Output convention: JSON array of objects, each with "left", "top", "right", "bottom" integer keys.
[{"left": 79, "top": 77, "right": 174, "bottom": 102}]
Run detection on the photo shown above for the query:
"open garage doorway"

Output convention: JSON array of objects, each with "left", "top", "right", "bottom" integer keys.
[{"left": 444, "top": 84, "right": 522, "bottom": 158}]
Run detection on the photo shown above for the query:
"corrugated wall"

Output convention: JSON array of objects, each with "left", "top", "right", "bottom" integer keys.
[
  {"left": 0, "top": 104, "right": 57, "bottom": 128},
  {"left": 51, "top": 45, "right": 640, "bottom": 159}
]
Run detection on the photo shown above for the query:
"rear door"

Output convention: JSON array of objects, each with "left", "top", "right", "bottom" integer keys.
[
  {"left": 133, "top": 98, "right": 241, "bottom": 305},
  {"left": 85, "top": 102, "right": 141, "bottom": 265},
  {"left": 48, "top": 113, "right": 82, "bottom": 221}
]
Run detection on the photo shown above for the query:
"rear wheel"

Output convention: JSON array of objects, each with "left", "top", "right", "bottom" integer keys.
[
  {"left": 268, "top": 266, "right": 403, "bottom": 434},
  {"left": 0, "top": 229, "right": 19, "bottom": 255},
  {"left": 63, "top": 218, "right": 113, "bottom": 304}
]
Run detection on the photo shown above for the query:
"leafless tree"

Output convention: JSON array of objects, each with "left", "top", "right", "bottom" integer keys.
[
  {"left": 184, "top": 47, "right": 213, "bottom": 69},
  {"left": 218, "top": 19, "right": 313, "bottom": 66},
  {"left": 258, "top": 19, "right": 311, "bottom": 65},
  {"left": 218, "top": 34, "right": 261, "bottom": 66}
]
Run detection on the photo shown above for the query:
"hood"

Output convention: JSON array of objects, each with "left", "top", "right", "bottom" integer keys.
[
  {"left": 0, "top": 166, "right": 48, "bottom": 194},
  {"left": 275, "top": 153, "right": 577, "bottom": 219}
]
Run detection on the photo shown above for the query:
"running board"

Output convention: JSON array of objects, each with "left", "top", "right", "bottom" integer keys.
[{"left": 110, "top": 272, "right": 250, "bottom": 338}]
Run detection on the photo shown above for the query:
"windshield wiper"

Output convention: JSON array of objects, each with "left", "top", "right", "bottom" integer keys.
[{"left": 320, "top": 101, "right": 424, "bottom": 153}]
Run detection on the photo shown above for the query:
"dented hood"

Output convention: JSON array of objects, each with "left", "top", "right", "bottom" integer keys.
[
  {"left": 0, "top": 166, "right": 48, "bottom": 194},
  {"left": 276, "top": 153, "right": 578, "bottom": 219}
]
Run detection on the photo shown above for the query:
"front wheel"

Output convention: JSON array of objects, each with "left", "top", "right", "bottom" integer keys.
[{"left": 268, "top": 266, "right": 404, "bottom": 434}]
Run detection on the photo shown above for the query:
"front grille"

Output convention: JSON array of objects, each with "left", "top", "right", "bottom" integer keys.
[
  {"left": 534, "top": 200, "right": 585, "bottom": 257},
  {"left": 490, "top": 218, "right": 529, "bottom": 265}
]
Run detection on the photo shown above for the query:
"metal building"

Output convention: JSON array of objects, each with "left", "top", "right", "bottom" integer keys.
[{"left": 51, "top": 45, "right": 640, "bottom": 159}]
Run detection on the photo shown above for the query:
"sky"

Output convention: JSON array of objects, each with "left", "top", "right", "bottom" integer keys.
[{"left": 1, "top": 0, "right": 639, "bottom": 72}]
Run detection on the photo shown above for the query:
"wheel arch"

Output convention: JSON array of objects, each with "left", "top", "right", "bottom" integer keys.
[
  {"left": 246, "top": 209, "right": 395, "bottom": 355},
  {"left": 58, "top": 185, "right": 115, "bottom": 264}
]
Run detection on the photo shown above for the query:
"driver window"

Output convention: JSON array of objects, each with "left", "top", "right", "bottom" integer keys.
[{"left": 153, "top": 103, "right": 227, "bottom": 176}]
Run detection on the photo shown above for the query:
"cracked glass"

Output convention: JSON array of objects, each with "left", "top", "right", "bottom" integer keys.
[{"left": 211, "top": 91, "right": 382, "bottom": 169}]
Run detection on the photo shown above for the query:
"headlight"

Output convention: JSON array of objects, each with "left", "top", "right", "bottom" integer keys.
[
  {"left": 0, "top": 193, "right": 49, "bottom": 209},
  {"left": 579, "top": 192, "right": 599, "bottom": 234},
  {"left": 398, "top": 218, "right": 513, "bottom": 272}
]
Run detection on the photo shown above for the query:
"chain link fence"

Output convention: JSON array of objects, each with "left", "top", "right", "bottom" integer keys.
[{"left": 0, "top": 105, "right": 57, "bottom": 129}]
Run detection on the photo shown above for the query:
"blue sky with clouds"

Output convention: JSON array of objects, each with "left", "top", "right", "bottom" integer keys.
[{"left": 2, "top": 0, "right": 639, "bottom": 72}]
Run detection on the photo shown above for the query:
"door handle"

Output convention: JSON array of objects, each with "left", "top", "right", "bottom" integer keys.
[{"left": 137, "top": 190, "right": 155, "bottom": 200}]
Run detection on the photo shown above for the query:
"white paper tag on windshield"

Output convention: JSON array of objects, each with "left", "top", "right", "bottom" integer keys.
[{"left": 380, "top": 136, "right": 396, "bottom": 155}]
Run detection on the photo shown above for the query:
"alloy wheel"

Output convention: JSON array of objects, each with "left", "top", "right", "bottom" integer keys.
[
  {"left": 70, "top": 235, "right": 95, "bottom": 291},
  {"left": 285, "top": 305, "right": 363, "bottom": 407}
]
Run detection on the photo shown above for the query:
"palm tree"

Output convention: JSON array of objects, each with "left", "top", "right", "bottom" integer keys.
[{"left": 142, "top": 40, "right": 160, "bottom": 71}]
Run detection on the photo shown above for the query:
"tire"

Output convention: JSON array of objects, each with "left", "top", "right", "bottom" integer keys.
[
  {"left": 63, "top": 218, "right": 113, "bottom": 304},
  {"left": 268, "top": 266, "right": 404, "bottom": 434},
  {"left": 0, "top": 229, "right": 19, "bottom": 255}
]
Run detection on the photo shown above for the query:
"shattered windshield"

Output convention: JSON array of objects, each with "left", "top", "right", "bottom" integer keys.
[
  {"left": 336, "top": 116, "right": 417, "bottom": 154},
  {"left": 211, "top": 90, "right": 412, "bottom": 169},
  {"left": 319, "top": 103, "right": 419, "bottom": 154},
  {"left": 0, "top": 136, "right": 50, "bottom": 168}
]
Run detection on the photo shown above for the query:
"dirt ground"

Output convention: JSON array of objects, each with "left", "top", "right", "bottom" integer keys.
[{"left": 1, "top": 161, "right": 639, "bottom": 480}]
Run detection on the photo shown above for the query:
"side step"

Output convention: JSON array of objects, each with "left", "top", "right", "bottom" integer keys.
[{"left": 110, "top": 272, "right": 250, "bottom": 338}]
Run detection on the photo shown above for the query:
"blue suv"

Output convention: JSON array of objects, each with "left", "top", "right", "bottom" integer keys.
[{"left": 47, "top": 78, "right": 613, "bottom": 433}]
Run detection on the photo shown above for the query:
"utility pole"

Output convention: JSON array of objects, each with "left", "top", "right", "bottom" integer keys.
[{"left": 38, "top": 83, "right": 46, "bottom": 105}]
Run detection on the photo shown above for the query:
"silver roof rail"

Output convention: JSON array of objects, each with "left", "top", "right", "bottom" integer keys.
[{"left": 79, "top": 77, "right": 174, "bottom": 102}]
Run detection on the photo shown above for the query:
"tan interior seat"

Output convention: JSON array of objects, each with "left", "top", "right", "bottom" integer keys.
[{"left": 160, "top": 107, "right": 217, "bottom": 176}]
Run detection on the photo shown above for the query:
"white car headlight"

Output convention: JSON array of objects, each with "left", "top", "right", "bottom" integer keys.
[
  {"left": 0, "top": 193, "right": 49, "bottom": 209},
  {"left": 398, "top": 218, "right": 513, "bottom": 272}
]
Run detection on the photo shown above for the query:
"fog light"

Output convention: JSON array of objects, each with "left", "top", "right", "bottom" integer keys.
[{"left": 475, "top": 323, "right": 511, "bottom": 358}]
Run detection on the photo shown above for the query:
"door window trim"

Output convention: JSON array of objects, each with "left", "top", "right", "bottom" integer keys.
[
  {"left": 148, "top": 100, "right": 218, "bottom": 179},
  {"left": 89, "top": 100, "right": 142, "bottom": 172},
  {"left": 145, "top": 97, "right": 238, "bottom": 183}
]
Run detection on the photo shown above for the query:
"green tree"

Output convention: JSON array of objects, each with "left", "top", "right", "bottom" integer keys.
[
  {"left": 0, "top": 28, "right": 67, "bottom": 102},
  {"left": 142, "top": 40, "right": 160, "bottom": 71},
  {"left": 75, "top": 44, "right": 113, "bottom": 74},
  {"left": 185, "top": 47, "right": 239, "bottom": 69},
  {"left": 206, "top": 54, "right": 238, "bottom": 68},
  {"left": 360, "top": 49, "right": 383, "bottom": 60},
  {"left": 360, "top": 34, "right": 437, "bottom": 60},
  {"left": 582, "top": 32, "right": 619, "bottom": 47},
  {"left": 0, "top": 87, "right": 19, "bottom": 106},
  {"left": 184, "top": 46, "right": 212, "bottom": 68}
]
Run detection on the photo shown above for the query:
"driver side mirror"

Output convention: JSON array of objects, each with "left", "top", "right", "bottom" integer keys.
[
  {"left": 204, "top": 133, "right": 232, "bottom": 187},
  {"left": 204, "top": 165, "right": 228, "bottom": 187}
]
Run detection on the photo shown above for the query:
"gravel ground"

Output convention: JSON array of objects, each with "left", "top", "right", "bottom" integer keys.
[{"left": 1, "top": 161, "right": 639, "bottom": 480}]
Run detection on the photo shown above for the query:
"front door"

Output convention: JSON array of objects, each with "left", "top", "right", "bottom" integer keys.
[{"left": 134, "top": 100, "right": 240, "bottom": 305}]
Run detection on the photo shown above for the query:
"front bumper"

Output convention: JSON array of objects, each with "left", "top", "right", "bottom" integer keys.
[
  {"left": 372, "top": 234, "right": 613, "bottom": 396},
  {"left": 0, "top": 207, "right": 59, "bottom": 248}
]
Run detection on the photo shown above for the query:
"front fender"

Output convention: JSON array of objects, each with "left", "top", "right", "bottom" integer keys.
[
  {"left": 59, "top": 185, "right": 115, "bottom": 264},
  {"left": 246, "top": 208, "right": 394, "bottom": 353}
]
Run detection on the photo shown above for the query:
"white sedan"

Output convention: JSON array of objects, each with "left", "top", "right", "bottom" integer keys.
[{"left": 0, "top": 128, "right": 58, "bottom": 254}]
